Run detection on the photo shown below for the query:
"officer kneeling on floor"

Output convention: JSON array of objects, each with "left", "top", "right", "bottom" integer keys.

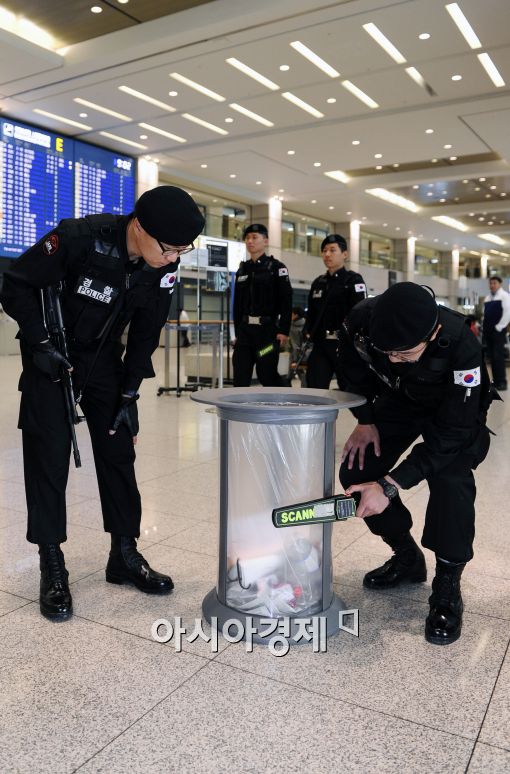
[
  {"left": 0, "top": 186, "right": 205, "bottom": 621},
  {"left": 338, "top": 282, "right": 496, "bottom": 645}
]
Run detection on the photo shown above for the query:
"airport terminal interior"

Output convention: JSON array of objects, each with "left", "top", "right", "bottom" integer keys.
[{"left": 1, "top": 0, "right": 510, "bottom": 771}]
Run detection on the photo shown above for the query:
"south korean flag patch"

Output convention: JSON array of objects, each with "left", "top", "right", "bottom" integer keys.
[
  {"left": 160, "top": 272, "right": 177, "bottom": 291},
  {"left": 355, "top": 283, "right": 366, "bottom": 294},
  {"left": 279, "top": 267, "right": 288, "bottom": 276},
  {"left": 453, "top": 367, "right": 481, "bottom": 387}
]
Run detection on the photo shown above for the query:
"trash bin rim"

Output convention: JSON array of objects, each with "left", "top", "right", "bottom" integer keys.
[{"left": 191, "top": 387, "right": 365, "bottom": 413}]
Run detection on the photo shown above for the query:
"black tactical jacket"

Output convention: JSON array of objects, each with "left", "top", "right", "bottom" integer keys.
[
  {"left": 339, "top": 298, "right": 494, "bottom": 488},
  {"left": 306, "top": 268, "right": 366, "bottom": 341},
  {"left": 233, "top": 253, "right": 292, "bottom": 337},
  {"left": 0, "top": 214, "right": 178, "bottom": 392}
]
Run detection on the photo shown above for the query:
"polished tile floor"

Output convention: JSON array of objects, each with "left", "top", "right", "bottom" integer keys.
[{"left": 1, "top": 347, "right": 509, "bottom": 773}]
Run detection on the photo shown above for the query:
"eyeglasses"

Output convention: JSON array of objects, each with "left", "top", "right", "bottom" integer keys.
[
  {"left": 373, "top": 341, "right": 429, "bottom": 362},
  {"left": 157, "top": 241, "right": 195, "bottom": 257}
]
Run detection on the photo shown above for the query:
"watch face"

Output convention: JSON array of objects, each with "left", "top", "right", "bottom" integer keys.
[{"left": 379, "top": 479, "right": 397, "bottom": 499}]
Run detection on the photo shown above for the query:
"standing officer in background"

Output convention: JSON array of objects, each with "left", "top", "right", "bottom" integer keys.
[
  {"left": 483, "top": 275, "right": 510, "bottom": 391},
  {"left": 338, "top": 283, "right": 494, "bottom": 646},
  {"left": 305, "top": 234, "right": 366, "bottom": 388},
  {"left": 232, "top": 224, "right": 292, "bottom": 386},
  {"left": 0, "top": 186, "right": 205, "bottom": 621}
]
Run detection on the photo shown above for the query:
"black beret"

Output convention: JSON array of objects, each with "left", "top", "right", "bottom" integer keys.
[
  {"left": 243, "top": 223, "right": 268, "bottom": 239},
  {"left": 135, "top": 186, "right": 205, "bottom": 245},
  {"left": 369, "top": 283, "right": 439, "bottom": 351},
  {"left": 321, "top": 234, "right": 348, "bottom": 252}
]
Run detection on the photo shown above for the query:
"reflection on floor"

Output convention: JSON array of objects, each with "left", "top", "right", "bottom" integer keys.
[{"left": 0, "top": 349, "right": 509, "bottom": 773}]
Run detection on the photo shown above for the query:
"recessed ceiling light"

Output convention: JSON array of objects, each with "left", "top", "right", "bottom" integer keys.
[
  {"left": 313, "top": 161, "right": 321, "bottom": 167},
  {"left": 449, "top": 156, "right": 458, "bottom": 161},
  {"left": 182, "top": 113, "right": 228, "bottom": 135},
  {"left": 454, "top": 197, "right": 459, "bottom": 201},
  {"left": 225, "top": 117, "right": 234, "bottom": 123},
  {"left": 451, "top": 74, "right": 463, "bottom": 81},
  {"left": 362, "top": 22, "right": 406, "bottom": 64},
  {"left": 327, "top": 98, "right": 336, "bottom": 104},
  {"left": 281, "top": 91, "right": 324, "bottom": 118},
  {"left": 139, "top": 134, "right": 148, "bottom": 140},
  {"left": 74, "top": 97, "right": 131, "bottom": 121},
  {"left": 478, "top": 217, "right": 485, "bottom": 221},
  {"left": 501, "top": 192, "right": 507, "bottom": 197},
  {"left": 395, "top": 227, "right": 401, "bottom": 231},
  {"left": 287, "top": 150, "right": 295, "bottom": 155},
  {"left": 431, "top": 158, "right": 438, "bottom": 163},
  {"left": 444, "top": 144, "right": 452, "bottom": 149},
  {"left": 445, "top": 3, "right": 482, "bottom": 49},
  {"left": 425, "top": 128, "right": 434, "bottom": 134},
  {"left": 91, "top": 6, "right": 102, "bottom": 13},
  {"left": 434, "top": 238, "right": 438, "bottom": 242},
  {"left": 485, "top": 194, "right": 492, "bottom": 198},
  {"left": 329, "top": 205, "right": 335, "bottom": 209},
  {"left": 33, "top": 109, "right": 93, "bottom": 131},
  {"left": 119, "top": 85, "right": 176, "bottom": 112},
  {"left": 138, "top": 122, "right": 187, "bottom": 144},
  {"left": 469, "top": 212, "right": 475, "bottom": 216},
  {"left": 383, "top": 222, "right": 388, "bottom": 227},
  {"left": 475, "top": 187, "right": 481, "bottom": 191},
  {"left": 279, "top": 188, "right": 284, "bottom": 193},
  {"left": 488, "top": 221, "right": 494, "bottom": 225},
  {"left": 342, "top": 80, "right": 379, "bottom": 108},
  {"left": 479, "top": 177, "right": 486, "bottom": 181},
  {"left": 170, "top": 72, "right": 225, "bottom": 102},
  {"left": 393, "top": 163, "right": 399, "bottom": 168},
  {"left": 463, "top": 179, "right": 469, "bottom": 183},
  {"left": 200, "top": 163, "right": 208, "bottom": 168},
  {"left": 256, "top": 180, "right": 262, "bottom": 185},
  {"left": 428, "top": 183, "right": 434, "bottom": 187},
  {"left": 347, "top": 211, "right": 352, "bottom": 215},
  {"left": 362, "top": 216, "right": 367, "bottom": 220},
  {"left": 279, "top": 65, "right": 290, "bottom": 71},
  {"left": 490, "top": 185, "right": 497, "bottom": 190},
  {"left": 432, "top": 215, "right": 469, "bottom": 232},
  {"left": 500, "top": 220, "right": 506, "bottom": 224},
  {"left": 440, "top": 198, "right": 446, "bottom": 202},
  {"left": 99, "top": 131, "right": 147, "bottom": 149},
  {"left": 230, "top": 173, "right": 236, "bottom": 178},
  {"left": 427, "top": 192, "right": 433, "bottom": 196},
  {"left": 230, "top": 102, "right": 273, "bottom": 126},
  {"left": 290, "top": 41, "right": 340, "bottom": 77},
  {"left": 419, "top": 32, "right": 430, "bottom": 40},
  {"left": 168, "top": 91, "right": 178, "bottom": 97},
  {"left": 79, "top": 112, "right": 88, "bottom": 118},
  {"left": 225, "top": 58, "right": 279, "bottom": 90},
  {"left": 375, "top": 165, "right": 383, "bottom": 170},
  {"left": 477, "top": 53, "right": 506, "bottom": 87},
  {"left": 374, "top": 153, "right": 382, "bottom": 159},
  {"left": 352, "top": 140, "right": 360, "bottom": 145},
  {"left": 413, "top": 185, "right": 419, "bottom": 189},
  {"left": 311, "top": 199, "right": 317, "bottom": 203}
]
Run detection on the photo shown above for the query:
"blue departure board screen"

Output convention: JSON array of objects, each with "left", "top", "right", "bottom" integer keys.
[
  {"left": 0, "top": 118, "right": 136, "bottom": 258},
  {"left": 74, "top": 140, "right": 135, "bottom": 218}
]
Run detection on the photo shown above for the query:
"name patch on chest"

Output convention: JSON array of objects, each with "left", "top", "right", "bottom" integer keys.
[{"left": 75, "top": 276, "right": 120, "bottom": 305}]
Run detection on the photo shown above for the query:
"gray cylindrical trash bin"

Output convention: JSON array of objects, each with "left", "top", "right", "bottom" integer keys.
[{"left": 191, "top": 387, "right": 365, "bottom": 643}]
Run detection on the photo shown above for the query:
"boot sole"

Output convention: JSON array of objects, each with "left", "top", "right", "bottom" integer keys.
[
  {"left": 105, "top": 572, "right": 174, "bottom": 594},
  {"left": 425, "top": 627, "right": 462, "bottom": 646},
  {"left": 40, "top": 604, "right": 73, "bottom": 622},
  {"left": 363, "top": 574, "right": 427, "bottom": 590}
]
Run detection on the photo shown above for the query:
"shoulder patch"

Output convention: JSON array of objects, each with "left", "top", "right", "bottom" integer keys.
[
  {"left": 453, "top": 367, "right": 481, "bottom": 387},
  {"left": 279, "top": 267, "right": 288, "bottom": 276},
  {"left": 43, "top": 234, "right": 59, "bottom": 256},
  {"left": 355, "top": 283, "right": 366, "bottom": 293},
  {"left": 160, "top": 272, "right": 177, "bottom": 289}
]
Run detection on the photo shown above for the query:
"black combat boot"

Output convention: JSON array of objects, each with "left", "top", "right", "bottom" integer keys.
[
  {"left": 38, "top": 544, "right": 73, "bottom": 621},
  {"left": 363, "top": 532, "right": 427, "bottom": 590},
  {"left": 106, "top": 536, "right": 174, "bottom": 594},
  {"left": 425, "top": 559, "right": 465, "bottom": 645}
]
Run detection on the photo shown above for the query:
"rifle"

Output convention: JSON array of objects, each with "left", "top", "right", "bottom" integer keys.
[
  {"left": 40, "top": 283, "right": 86, "bottom": 468},
  {"left": 289, "top": 339, "right": 312, "bottom": 381}
]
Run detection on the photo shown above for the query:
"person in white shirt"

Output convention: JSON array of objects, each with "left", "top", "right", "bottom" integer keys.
[{"left": 483, "top": 276, "right": 510, "bottom": 390}]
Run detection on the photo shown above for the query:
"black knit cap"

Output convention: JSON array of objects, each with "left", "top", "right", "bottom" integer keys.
[
  {"left": 321, "top": 233, "right": 348, "bottom": 252},
  {"left": 243, "top": 223, "right": 268, "bottom": 239},
  {"left": 135, "top": 186, "right": 205, "bottom": 245},
  {"left": 369, "top": 282, "right": 439, "bottom": 351}
]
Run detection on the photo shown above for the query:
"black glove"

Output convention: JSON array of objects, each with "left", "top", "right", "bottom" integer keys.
[
  {"left": 32, "top": 340, "right": 72, "bottom": 382},
  {"left": 109, "top": 393, "right": 139, "bottom": 437}
]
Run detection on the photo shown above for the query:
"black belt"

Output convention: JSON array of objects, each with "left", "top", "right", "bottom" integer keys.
[{"left": 242, "top": 315, "right": 273, "bottom": 325}]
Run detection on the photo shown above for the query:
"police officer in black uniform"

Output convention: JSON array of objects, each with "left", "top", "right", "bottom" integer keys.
[
  {"left": 338, "top": 283, "right": 494, "bottom": 645},
  {"left": 232, "top": 224, "right": 292, "bottom": 386},
  {"left": 0, "top": 186, "right": 205, "bottom": 621},
  {"left": 305, "top": 234, "right": 366, "bottom": 389}
]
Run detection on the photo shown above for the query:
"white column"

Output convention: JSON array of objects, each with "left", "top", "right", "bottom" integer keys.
[
  {"left": 268, "top": 196, "right": 282, "bottom": 259},
  {"left": 480, "top": 254, "right": 488, "bottom": 279},
  {"left": 136, "top": 158, "right": 158, "bottom": 198},
  {"left": 349, "top": 220, "right": 361, "bottom": 272},
  {"left": 449, "top": 247, "right": 460, "bottom": 306},
  {"left": 406, "top": 237, "right": 416, "bottom": 280}
]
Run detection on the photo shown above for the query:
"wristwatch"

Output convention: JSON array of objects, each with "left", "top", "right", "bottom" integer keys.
[{"left": 377, "top": 478, "right": 399, "bottom": 500}]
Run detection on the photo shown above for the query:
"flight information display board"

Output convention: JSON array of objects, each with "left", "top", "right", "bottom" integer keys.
[{"left": 0, "top": 118, "right": 136, "bottom": 258}]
